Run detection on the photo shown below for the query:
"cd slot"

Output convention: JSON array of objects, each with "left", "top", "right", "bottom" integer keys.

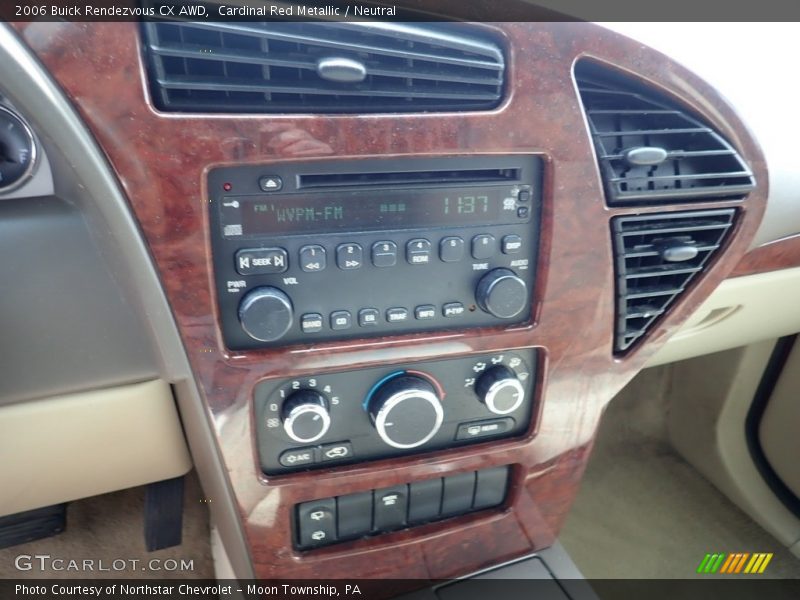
[{"left": 297, "top": 167, "right": 521, "bottom": 190}]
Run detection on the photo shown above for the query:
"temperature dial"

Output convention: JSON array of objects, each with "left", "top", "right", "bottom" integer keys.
[
  {"left": 281, "top": 390, "right": 331, "bottom": 444},
  {"left": 368, "top": 374, "right": 444, "bottom": 449},
  {"left": 475, "top": 365, "right": 525, "bottom": 415}
]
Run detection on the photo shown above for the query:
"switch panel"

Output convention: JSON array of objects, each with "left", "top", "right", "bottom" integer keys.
[{"left": 294, "top": 466, "right": 510, "bottom": 550}]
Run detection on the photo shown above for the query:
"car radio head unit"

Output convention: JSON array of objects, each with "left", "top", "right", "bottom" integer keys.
[{"left": 208, "top": 156, "right": 543, "bottom": 350}]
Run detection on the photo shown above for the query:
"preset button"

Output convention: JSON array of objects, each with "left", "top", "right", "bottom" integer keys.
[
  {"left": 299, "top": 245, "right": 327, "bottom": 272},
  {"left": 371, "top": 241, "right": 398, "bottom": 267},
  {"left": 336, "top": 243, "right": 363, "bottom": 270},
  {"left": 406, "top": 239, "right": 432, "bottom": 265}
]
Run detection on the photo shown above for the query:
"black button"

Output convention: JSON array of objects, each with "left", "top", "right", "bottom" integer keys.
[
  {"left": 330, "top": 310, "right": 352, "bottom": 331},
  {"left": 414, "top": 305, "right": 437, "bottom": 320},
  {"left": 358, "top": 308, "right": 380, "bottom": 327},
  {"left": 408, "top": 478, "right": 443, "bottom": 525},
  {"left": 501, "top": 235, "right": 523, "bottom": 255},
  {"left": 299, "top": 245, "right": 326, "bottom": 272},
  {"left": 258, "top": 175, "right": 283, "bottom": 192},
  {"left": 336, "top": 243, "right": 363, "bottom": 270},
  {"left": 439, "top": 237, "right": 465, "bottom": 262},
  {"left": 455, "top": 418, "right": 514, "bottom": 441},
  {"left": 517, "top": 189, "right": 531, "bottom": 203},
  {"left": 337, "top": 492, "right": 373, "bottom": 540},
  {"left": 373, "top": 485, "right": 409, "bottom": 532},
  {"left": 235, "top": 248, "right": 288, "bottom": 275},
  {"left": 473, "top": 466, "right": 510, "bottom": 510},
  {"left": 406, "top": 238, "right": 432, "bottom": 265},
  {"left": 371, "top": 241, "right": 397, "bottom": 268},
  {"left": 471, "top": 235, "right": 496, "bottom": 260},
  {"left": 441, "top": 472, "right": 476, "bottom": 517},
  {"left": 320, "top": 441, "right": 353, "bottom": 462},
  {"left": 300, "top": 313, "right": 323, "bottom": 333},
  {"left": 279, "top": 447, "right": 317, "bottom": 468},
  {"left": 386, "top": 308, "right": 409, "bottom": 323},
  {"left": 297, "top": 498, "right": 336, "bottom": 548},
  {"left": 442, "top": 302, "right": 465, "bottom": 318},
  {"left": 517, "top": 206, "right": 530, "bottom": 219}
]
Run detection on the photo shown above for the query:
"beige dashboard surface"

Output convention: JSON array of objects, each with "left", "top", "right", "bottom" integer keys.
[{"left": 0, "top": 379, "right": 192, "bottom": 517}]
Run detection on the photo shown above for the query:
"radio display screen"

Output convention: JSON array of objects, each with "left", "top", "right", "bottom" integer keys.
[{"left": 223, "top": 185, "right": 525, "bottom": 236}]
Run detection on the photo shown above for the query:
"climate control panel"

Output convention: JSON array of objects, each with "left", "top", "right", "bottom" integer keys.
[{"left": 255, "top": 349, "right": 536, "bottom": 474}]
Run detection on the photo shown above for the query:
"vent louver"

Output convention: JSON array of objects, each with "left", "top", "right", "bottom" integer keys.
[
  {"left": 612, "top": 209, "right": 736, "bottom": 353},
  {"left": 142, "top": 21, "right": 505, "bottom": 113},
  {"left": 576, "top": 67, "right": 755, "bottom": 205}
]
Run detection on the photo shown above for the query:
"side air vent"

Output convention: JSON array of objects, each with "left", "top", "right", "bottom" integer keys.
[
  {"left": 612, "top": 209, "right": 736, "bottom": 353},
  {"left": 575, "top": 66, "right": 755, "bottom": 205},
  {"left": 141, "top": 21, "right": 505, "bottom": 113}
]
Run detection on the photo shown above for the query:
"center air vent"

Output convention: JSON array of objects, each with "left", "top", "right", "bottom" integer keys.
[
  {"left": 612, "top": 209, "right": 736, "bottom": 353},
  {"left": 575, "top": 64, "right": 755, "bottom": 205},
  {"left": 142, "top": 21, "right": 505, "bottom": 113}
]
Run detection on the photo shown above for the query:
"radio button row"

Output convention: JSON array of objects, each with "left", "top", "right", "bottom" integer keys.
[
  {"left": 471, "top": 234, "right": 496, "bottom": 260},
  {"left": 414, "top": 305, "right": 436, "bottom": 320},
  {"left": 386, "top": 307, "right": 409, "bottom": 323},
  {"left": 336, "top": 243, "right": 363, "bottom": 270},
  {"left": 443, "top": 302, "right": 465, "bottom": 317},
  {"left": 502, "top": 235, "right": 523, "bottom": 255},
  {"left": 358, "top": 308, "right": 380, "bottom": 327},
  {"left": 299, "top": 245, "right": 327, "bottom": 272},
  {"left": 406, "top": 239, "right": 432, "bottom": 265},
  {"left": 235, "top": 247, "right": 288, "bottom": 275},
  {"left": 372, "top": 241, "right": 398, "bottom": 267},
  {"left": 300, "top": 313, "right": 324, "bottom": 333},
  {"left": 440, "top": 236, "right": 465, "bottom": 262},
  {"left": 330, "top": 310, "right": 352, "bottom": 331}
]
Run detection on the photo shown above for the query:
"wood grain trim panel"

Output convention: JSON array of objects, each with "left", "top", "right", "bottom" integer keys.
[
  {"left": 731, "top": 235, "right": 800, "bottom": 278},
  {"left": 14, "top": 21, "right": 767, "bottom": 579}
]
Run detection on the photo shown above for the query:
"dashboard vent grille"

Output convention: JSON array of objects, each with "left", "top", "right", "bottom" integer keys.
[
  {"left": 576, "top": 68, "right": 755, "bottom": 205},
  {"left": 142, "top": 21, "right": 505, "bottom": 113},
  {"left": 612, "top": 209, "right": 736, "bottom": 353}
]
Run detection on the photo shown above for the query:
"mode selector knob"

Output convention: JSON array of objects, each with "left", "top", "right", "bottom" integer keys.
[
  {"left": 368, "top": 375, "right": 444, "bottom": 449},
  {"left": 238, "top": 286, "right": 294, "bottom": 342},
  {"left": 282, "top": 390, "right": 331, "bottom": 444},
  {"left": 475, "top": 366, "right": 525, "bottom": 415},
  {"left": 475, "top": 268, "right": 528, "bottom": 319}
]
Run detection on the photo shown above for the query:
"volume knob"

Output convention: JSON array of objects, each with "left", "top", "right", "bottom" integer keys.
[
  {"left": 475, "top": 268, "right": 528, "bottom": 319},
  {"left": 238, "top": 286, "right": 294, "bottom": 342}
]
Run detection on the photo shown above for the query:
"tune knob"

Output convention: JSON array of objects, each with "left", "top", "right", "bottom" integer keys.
[
  {"left": 475, "top": 365, "right": 525, "bottom": 415},
  {"left": 238, "top": 286, "right": 294, "bottom": 342},
  {"left": 475, "top": 268, "right": 528, "bottom": 319},
  {"left": 281, "top": 390, "right": 331, "bottom": 444},
  {"left": 368, "top": 375, "right": 444, "bottom": 449}
]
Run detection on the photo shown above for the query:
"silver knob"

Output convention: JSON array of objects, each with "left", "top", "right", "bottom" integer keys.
[
  {"left": 281, "top": 390, "right": 331, "bottom": 444},
  {"left": 368, "top": 375, "right": 444, "bottom": 449},
  {"left": 475, "top": 366, "right": 525, "bottom": 415}
]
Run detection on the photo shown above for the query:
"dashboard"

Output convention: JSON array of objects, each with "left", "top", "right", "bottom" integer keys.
[{"left": 1, "top": 17, "right": 798, "bottom": 583}]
